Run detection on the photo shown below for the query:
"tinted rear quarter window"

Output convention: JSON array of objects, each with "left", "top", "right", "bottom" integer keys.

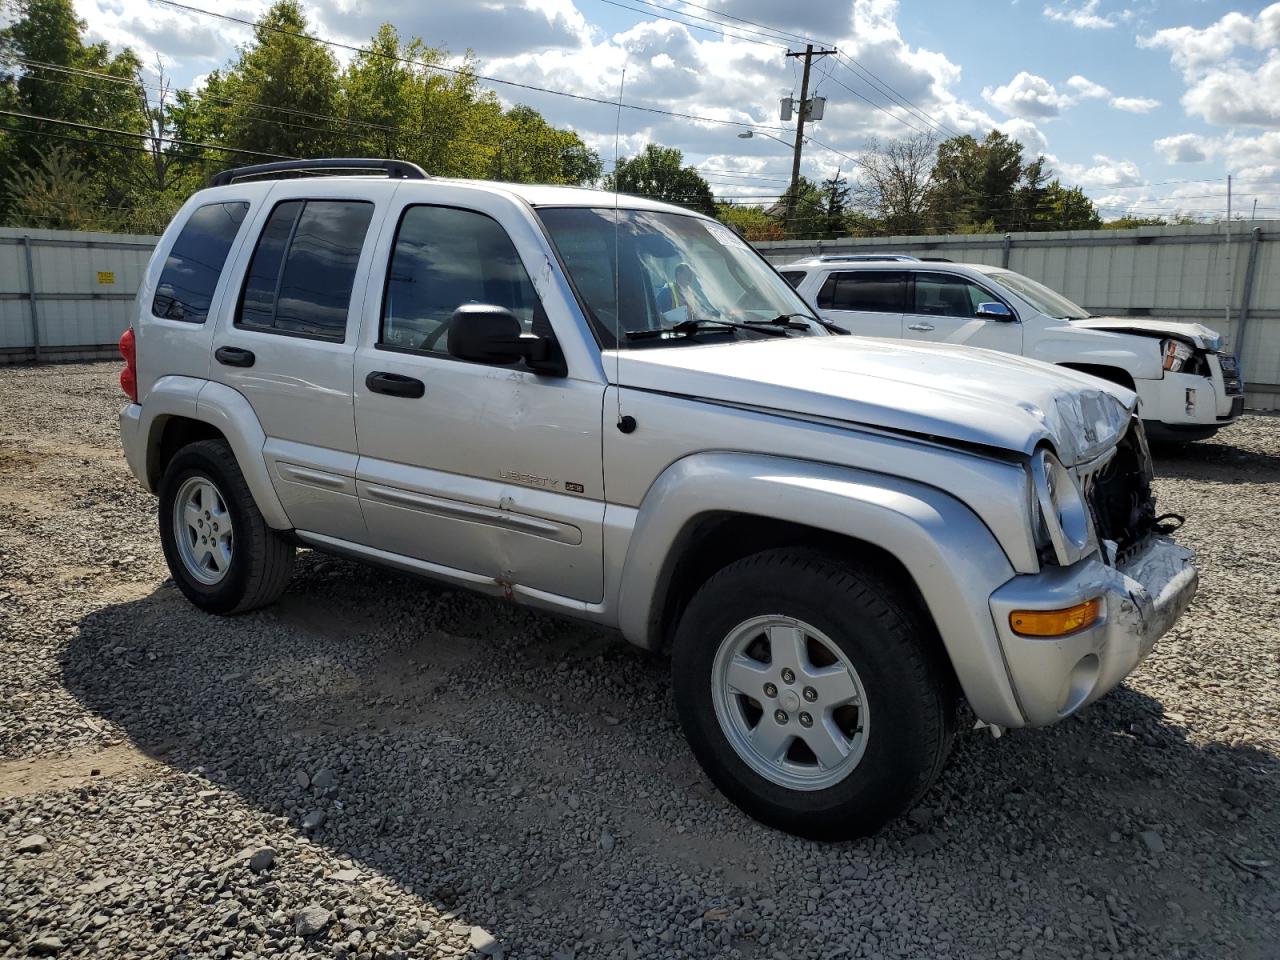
[
  {"left": 237, "top": 199, "right": 374, "bottom": 341},
  {"left": 816, "top": 271, "right": 905, "bottom": 312},
  {"left": 779, "top": 270, "right": 806, "bottom": 288},
  {"left": 152, "top": 201, "right": 250, "bottom": 323}
]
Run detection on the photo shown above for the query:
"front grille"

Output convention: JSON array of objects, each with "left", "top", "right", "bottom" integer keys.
[
  {"left": 1084, "top": 422, "right": 1156, "bottom": 563},
  {"left": 1219, "top": 354, "right": 1244, "bottom": 395}
]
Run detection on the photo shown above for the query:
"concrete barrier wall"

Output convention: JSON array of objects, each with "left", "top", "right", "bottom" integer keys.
[
  {"left": 0, "top": 228, "right": 158, "bottom": 364},
  {"left": 757, "top": 222, "right": 1280, "bottom": 411}
]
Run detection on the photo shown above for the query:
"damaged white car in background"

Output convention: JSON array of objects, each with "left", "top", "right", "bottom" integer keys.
[{"left": 781, "top": 256, "right": 1244, "bottom": 442}]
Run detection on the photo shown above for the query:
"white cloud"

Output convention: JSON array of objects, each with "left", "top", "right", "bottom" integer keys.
[
  {"left": 1140, "top": 4, "right": 1280, "bottom": 129},
  {"left": 1138, "top": 8, "right": 1272, "bottom": 73},
  {"left": 996, "top": 118, "right": 1049, "bottom": 153},
  {"left": 1043, "top": 0, "right": 1115, "bottom": 30},
  {"left": 1153, "top": 133, "right": 1213, "bottom": 163},
  {"left": 982, "top": 72, "right": 1072, "bottom": 119},
  {"left": 1066, "top": 74, "right": 1109, "bottom": 99},
  {"left": 1049, "top": 153, "right": 1143, "bottom": 188},
  {"left": 1109, "top": 95, "right": 1160, "bottom": 113},
  {"left": 1178, "top": 54, "right": 1280, "bottom": 128}
]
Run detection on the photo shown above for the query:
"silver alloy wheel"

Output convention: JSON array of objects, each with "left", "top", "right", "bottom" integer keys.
[
  {"left": 173, "top": 475, "right": 234, "bottom": 585},
  {"left": 711, "top": 615, "right": 869, "bottom": 791}
]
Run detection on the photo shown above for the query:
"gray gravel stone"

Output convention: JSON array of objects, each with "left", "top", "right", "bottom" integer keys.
[
  {"left": 1140, "top": 831, "right": 1166, "bottom": 854},
  {"left": 294, "top": 905, "right": 333, "bottom": 938},
  {"left": 0, "top": 365, "right": 1275, "bottom": 960},
  {"left": 248, "top": 846, "right": 275, "bottom": 873},
  {"left": 16, "top": 834, "right": 48, "bottom": 853}
]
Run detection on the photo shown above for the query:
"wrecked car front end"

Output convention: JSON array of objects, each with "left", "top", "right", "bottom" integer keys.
[{"left": 990, "top": 415, "right": 1199, "bottom": 725}]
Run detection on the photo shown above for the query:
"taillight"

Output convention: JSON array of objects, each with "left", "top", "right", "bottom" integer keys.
[{"left": 119, "top": 327, "right": 138, "bottom": 402}]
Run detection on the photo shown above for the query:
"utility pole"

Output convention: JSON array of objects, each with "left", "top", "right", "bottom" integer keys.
[{"left": 784, "top": 44, "right": 836, "bottom": 236}]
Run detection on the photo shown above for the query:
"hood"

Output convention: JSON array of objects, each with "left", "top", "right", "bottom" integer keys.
[
  {"left": 612, "top": 336, "right": 1136, "bottom": 466},
  {"left": 1073, "top": 316, "right": 1222, "bottom": 350}
]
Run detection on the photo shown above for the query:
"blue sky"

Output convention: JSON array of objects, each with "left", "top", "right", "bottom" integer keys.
[{"left": 84, "top": 0, "right": 1280, "bottom": 220}]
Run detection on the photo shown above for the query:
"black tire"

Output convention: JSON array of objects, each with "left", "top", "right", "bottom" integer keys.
[
  {"left": 158, "top": 439, "right": 294, "bottom": 615},
  {"left": 671, "top": 547, "right": 955, "bottom": 840}
]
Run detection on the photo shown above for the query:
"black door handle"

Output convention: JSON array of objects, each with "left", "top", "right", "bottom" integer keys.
[
  {"left": 366, "top": 371, "right": 425, "bottom": 399},
  {"left": 215, "top": 346, "right": 256, "bottom": 368}
]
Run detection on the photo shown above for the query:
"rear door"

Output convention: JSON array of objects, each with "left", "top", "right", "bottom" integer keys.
[
  {"left": 903, "top": 271, "right": 1023, "bottom": 354},
  {"left": 210, "top": 181, "right": 387, "bottom": 542},
  {"left": 813, "top": 270, "right": 905, "bottom": 339}
]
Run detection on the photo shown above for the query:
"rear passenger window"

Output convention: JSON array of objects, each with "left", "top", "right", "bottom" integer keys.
[
  {"left": 380, "top": 205, "right": 541, "bottom": 354},
  {"left": 236, "top": 199, "right": 374, "bottom": 342},
  {"left": 779, "top": 270, "right": 805, "bottom": 288},
  {"left": 152, "top": 201, "right": 250, "bottom": 323},
  {"left": 816, "top": 271, "right": 905, "bottom": 312}
]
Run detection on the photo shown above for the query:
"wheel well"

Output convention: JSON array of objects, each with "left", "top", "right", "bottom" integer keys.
[
  {"left": 1057, "top": 362, "right": 1136, "bottom": 392},
  {"left": 149, "top": 416, "right": 227, "bottom": 488},
  {"left": 655, "top": 514, "right": 945, "bottom": 663}
]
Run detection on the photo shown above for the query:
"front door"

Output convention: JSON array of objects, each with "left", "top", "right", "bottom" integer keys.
[
  {"left": 814, "top": 270, "right": 905, "bottom": 339},
  {"left": 352, "top": 197, "right": 606, "bottom": 603},
  {"left": 902, "top": 271, "right": 1023, "bottom": 354},
  {"left": 210, "top": 185, "right": 384, "bottom": 543}
]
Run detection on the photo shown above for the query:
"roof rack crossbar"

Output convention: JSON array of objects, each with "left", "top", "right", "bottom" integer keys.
[
  {"left": 207, "top": 158, "right": 429, "bottom": 188},
  {"left": 812, "top": 254, "right": 920, "bottom": 263}
]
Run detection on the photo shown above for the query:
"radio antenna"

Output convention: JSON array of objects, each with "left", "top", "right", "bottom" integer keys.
[{"left": 612, "top": 64, "right": 635, "bottom": 434}]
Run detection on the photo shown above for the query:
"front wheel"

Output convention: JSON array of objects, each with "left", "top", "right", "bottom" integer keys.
[
  {"left": 671, "top": 548, "right": 954, "bottom": 840},
  {"left": 158, "top": 439, "right": 294, "bottom": 615}
]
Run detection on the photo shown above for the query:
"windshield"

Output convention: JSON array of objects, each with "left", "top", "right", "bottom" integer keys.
[
  {"left": 537, "top": 207, "right": 821, "bottom": 346},
  {"left": 980, "top": 268, "right": 1091, "bottom": 320}
]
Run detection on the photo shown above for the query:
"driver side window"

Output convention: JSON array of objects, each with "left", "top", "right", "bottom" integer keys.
[
  {"left": 381, "top": 205, "right": 541, "bottom": 354},
  {"left": 911, "top": 272, "right": 994, "bottom": 319}
]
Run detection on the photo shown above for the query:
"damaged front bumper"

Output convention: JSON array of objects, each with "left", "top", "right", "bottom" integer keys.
[{"left": 988, "top": 536, "right": 1199, "bottom": 727}]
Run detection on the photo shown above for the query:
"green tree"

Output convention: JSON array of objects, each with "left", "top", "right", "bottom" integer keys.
[
  {"left": 1037, "top": 180, "right": 1101, "bottom": 230},
  {"left": 0, "top": 0, "right": 142, "bottom": 221},
  {"left": 816, "top": 172, "right": 853, "bottom": 238},
  {"left": 183, "top": 0, "right": 340, "bottom": 159},
  {"left": 928, "top": 130, "right": 1025, "bottom": 232},
  {"left": 489, "top": 105, "right": 601, "bottom": 185},
  {"left": 715, "top": 202, "right": 784, "bottom": 241},
  {"left": 5, "top": 143, "right": 104, "bottom": 228},
  {"left": 605, "top": 144, "right": 715, "bottom": 215}
]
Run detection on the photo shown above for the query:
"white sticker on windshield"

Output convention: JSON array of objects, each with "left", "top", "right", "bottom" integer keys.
[{"left": 704, "top": 221, "right": 750, "bottom": 250}]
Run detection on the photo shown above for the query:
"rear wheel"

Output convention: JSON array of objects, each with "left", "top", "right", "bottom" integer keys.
[
  {"left": 671, "top": 548, "right": 954, "bottom": 839},
  {"left": 158, "top": 439, "right": 294, "bottom": 614}
]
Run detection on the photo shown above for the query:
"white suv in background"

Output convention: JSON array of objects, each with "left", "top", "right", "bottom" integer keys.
[
  {"left": 118, "top": 159, "right": 1199, "bottom": 840},
  {"left": 780, "top": 256, "right": 1244, "bottom": 442}
]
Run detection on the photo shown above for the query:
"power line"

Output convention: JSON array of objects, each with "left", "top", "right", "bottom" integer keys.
[
  {"left": 588, "top": 0, "right": 786, "bottom": 48},
  {"left": 818, "top": 71, "right": 932, "bottom": 137},
  {"left": 0, "top": 108, "right": 292, "bottom": 159},
  {"left": 149, "top": 0, "right": 793, "bottom": 135},
  {"left": 666, "top": 0, "right": 833, "bottom": 48},
  {"left": 831, "top": 53, "right": 961, "bottom": 140}
]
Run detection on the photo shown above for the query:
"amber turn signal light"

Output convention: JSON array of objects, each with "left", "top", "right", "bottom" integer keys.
[{"left": 1009, "top": 598, "right": 1101, "bottom": 637}]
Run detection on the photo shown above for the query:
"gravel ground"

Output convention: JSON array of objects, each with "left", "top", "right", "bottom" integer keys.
[{"left": 0, "top": 361, "right": 1277, "bottom": 960}]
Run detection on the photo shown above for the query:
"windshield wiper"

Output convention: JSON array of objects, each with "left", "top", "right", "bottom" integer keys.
[
  {"left": 770, "top": 311, "right": 848, "bottom": 335},
  {"left": 625, "top": 317, "right": 800, "bottom": 341}
]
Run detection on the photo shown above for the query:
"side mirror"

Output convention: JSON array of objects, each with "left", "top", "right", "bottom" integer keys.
[
  {"left": 447, "top": 304, "right": 566, "bottom": 376},
  {"left": 976, "top": 302, "right": 1014, "bottom": 321}
]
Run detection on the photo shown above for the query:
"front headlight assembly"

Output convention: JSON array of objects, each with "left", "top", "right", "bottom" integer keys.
[
  {"left": 1162, "top": 338, "right": 1194, "bottom": 373},
  {"left": 1030, "top": 448, "right": 1095, "bottom": 566}
]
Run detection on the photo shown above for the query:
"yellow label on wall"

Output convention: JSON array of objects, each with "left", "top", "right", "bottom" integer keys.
[{"left": 96, "top": 271, "right": 116, "bottom": 285}]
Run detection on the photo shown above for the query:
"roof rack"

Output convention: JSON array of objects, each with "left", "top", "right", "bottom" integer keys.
[
  {"left": 207, "top": 158, "right": 429, "bottom": 188},
  {"left": 808, "top": 254, "right": 920, "bottom": 263}
]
